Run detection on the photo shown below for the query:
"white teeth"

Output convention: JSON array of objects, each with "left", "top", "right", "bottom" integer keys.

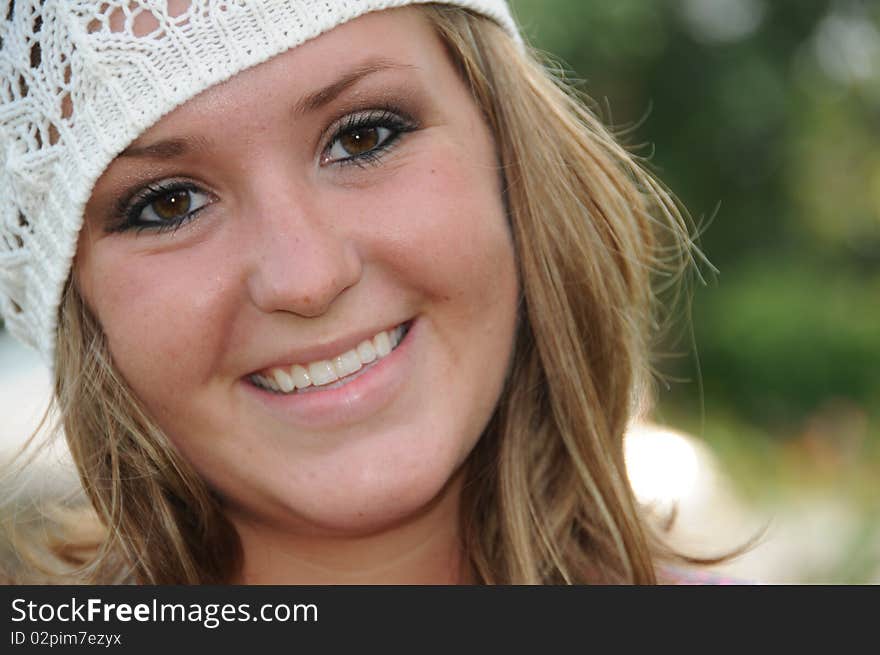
[
  {"left": 255, "top": 323, "right": 408, "bottom": 394},
  {"left": 391, "top": 325, "right": 404, "bottom": 347},
  {"left": 253, "top": 374, "right": 272, "bottom": 390},
  {"left": 309, "top": 360, "right": 338, "bottom": 386},
  {"left": 374, "top": 331, "right": 392, "bottom": 357},
  {"left": 291, "top": 364, "right": 311, "bottom": 389},
  {"left": 357, "top": 339, "right": 377, "bottom": 364},
  {"left": 334, "top": 349, "right": 363, "bottom": 377},
  {"left": 273, "top": 368, "right": 294, "bottom": 393}
]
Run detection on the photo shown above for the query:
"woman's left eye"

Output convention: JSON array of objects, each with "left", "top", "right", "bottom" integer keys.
[
  {"left": 326, "top": 126, "right": 393, "bottom": 162},
  {"left": 321, "top": 110, "right": 415, "bottom": 166}
]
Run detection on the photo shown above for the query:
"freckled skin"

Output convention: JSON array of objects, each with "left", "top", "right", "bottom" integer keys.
[{"left": 75, "top": 9, "right": 519, "bottom": 567}]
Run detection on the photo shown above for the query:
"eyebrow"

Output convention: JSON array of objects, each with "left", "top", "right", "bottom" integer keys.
[
  {"left": 294, "top": 58, "right": 414, "bottom": 116},
  {"left": 118, "top": 58, "right": 414, "bottom": 161},
  {"left": 118, "top": 135, "right": 213, "bottom": 159}
]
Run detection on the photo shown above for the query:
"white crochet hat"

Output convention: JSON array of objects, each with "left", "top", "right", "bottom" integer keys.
[{"left": 0, "top": 0, "right": 519, "bottom": 365}]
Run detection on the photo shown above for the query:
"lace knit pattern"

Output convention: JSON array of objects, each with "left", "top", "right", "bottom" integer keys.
[{"left": 0, "top": 0, "right": 519, "bottom": 364}]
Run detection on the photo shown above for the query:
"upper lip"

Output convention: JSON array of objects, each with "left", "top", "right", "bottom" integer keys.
[{"left": 247, "top": 318, "right": 412, "bottom": 376}]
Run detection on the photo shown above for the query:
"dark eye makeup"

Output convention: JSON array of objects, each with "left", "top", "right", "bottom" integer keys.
[
  {"left": 109, "top": 106, "right": 419, "bottom": 234},
  {"left": 321, "top": 108, "right": 417, "bottom": 167},
  {"left": 110, "top": 180, "right": 214, "bottom": 235}
]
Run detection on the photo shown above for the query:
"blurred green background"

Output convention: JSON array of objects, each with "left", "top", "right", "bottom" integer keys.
[{"left": 509, "top": 0, "right": 879, "bottom": 582}]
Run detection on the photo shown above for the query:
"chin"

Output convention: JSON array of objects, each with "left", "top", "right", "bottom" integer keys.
[{"left": 268, "top": 454, "right": 467, "bottom": 539}]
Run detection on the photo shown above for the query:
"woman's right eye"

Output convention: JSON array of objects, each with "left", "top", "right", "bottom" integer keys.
[{"left": 116, "top": 182, "right": 213, "bottom": 233}]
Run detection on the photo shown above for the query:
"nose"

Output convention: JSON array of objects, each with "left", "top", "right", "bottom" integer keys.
[{"left": 244, "top": 191, "right": 363, "bottom": 318}]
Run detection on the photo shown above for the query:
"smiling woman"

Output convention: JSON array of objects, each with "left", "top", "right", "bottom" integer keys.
[
  {"left": 75, "top": 10, "right": 520, "bottom": 584},
  {"left": 2, "top": 1, "right": 706, "bottom": 584}
]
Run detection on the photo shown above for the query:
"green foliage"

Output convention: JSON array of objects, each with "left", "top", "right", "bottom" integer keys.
[
  {"left": 510, "top": 0, "right": 880, "bottom": 433},
  {"left": 694, "top": 260, "right": 880, "bottom": 424}
]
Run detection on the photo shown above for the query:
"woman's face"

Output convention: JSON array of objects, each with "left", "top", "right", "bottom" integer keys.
[{"left": 75, "top": 8, "right": 519, "bottom": 537}]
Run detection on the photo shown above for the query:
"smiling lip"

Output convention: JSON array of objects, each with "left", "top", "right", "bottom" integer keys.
[
  {"left": 250, "top": 322, "right": 409, "bottom": 394},
  {"left": 243, "top": 318, "right": 418, "bottom": 428},
  {"left": 248, "top": 320, "right": 412, "bottom": 378}
]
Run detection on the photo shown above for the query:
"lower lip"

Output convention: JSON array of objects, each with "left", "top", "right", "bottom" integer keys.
[{"left": 242, "top": 319, "right": 417, "bottom": 429}]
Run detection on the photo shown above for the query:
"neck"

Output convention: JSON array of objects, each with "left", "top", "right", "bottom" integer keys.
[{"left": 229, "top": 474, "right": 471, "bottom": 585}]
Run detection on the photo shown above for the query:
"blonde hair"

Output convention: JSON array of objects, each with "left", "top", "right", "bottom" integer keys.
[{"left": 10, "top": 5, "right": 707, "bottom": 584}]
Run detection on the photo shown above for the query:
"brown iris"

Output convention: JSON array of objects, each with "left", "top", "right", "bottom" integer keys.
[
  {"left": 340, "top": 127, "right": 380, "bottom": 157},
  {"left": 152, "top": 189, "right": 191, "bottom": 221}
]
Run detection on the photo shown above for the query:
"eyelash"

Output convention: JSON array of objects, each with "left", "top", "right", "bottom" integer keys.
[
  {"left": 112, "top": 180, "right": 211, "bottom": 235},
  {"left": 322, "top": 107, "right": 416, "bottom": 168},
  {"left": 112, "top": 107, "right": 418, "bottom": 233}
]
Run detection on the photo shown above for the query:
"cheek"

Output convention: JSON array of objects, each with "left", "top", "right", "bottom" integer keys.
[
  {"left": 77, "top": 244, "right": 235, "bottom": 401},
  {"left": 364, "top": 142, "right": 517, "bottom": 316}
]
